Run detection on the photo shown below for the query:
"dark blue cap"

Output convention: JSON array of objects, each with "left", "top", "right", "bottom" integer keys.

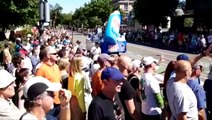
[
  {"left": 176, "top": 54, "right": 189, "bottom": 61},
  {"left": 101, "top": 67, "right": 124, "bottom": 81}
]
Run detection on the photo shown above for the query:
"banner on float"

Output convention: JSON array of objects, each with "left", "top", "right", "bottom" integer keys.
[{"left": 101, "top": 10, "right": 127, "bottom": 54}]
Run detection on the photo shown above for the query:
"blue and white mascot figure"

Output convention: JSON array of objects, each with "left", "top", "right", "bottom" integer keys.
[{"left": 101, "top": 10, "right": 127, "bottom": 54}]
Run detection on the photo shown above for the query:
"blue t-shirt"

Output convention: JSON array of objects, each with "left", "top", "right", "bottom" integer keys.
[
  {"left": 187, "top": 80, "right": 206, "bottom": 109},
  {"left": 192, "top": 77, "right": 201, "bottom": 84},
  {"left": 46, "top": 115, "right": 57, "bottom": 120},
  {"left": 62, "top": 39, "right": 71, "bottom": 45}
]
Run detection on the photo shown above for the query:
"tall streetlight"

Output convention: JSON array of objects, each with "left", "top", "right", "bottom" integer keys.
[
  {"left": 127, "top": 0, "right": 130, "bottom": 14},
  {"left": 125, "top": 0, "right": 130, "bottom": 27},
  {"left": 39, "top": 0, "right": 50, "bottom": 38}
]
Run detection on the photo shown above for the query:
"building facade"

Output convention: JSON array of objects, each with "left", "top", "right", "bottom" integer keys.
[
  {"left": 112, "top": 0, "right": 143, "bottom": 31},
  {"left": 112, "top": 0, "right": 134, "bottom": 14},
  {"left": 112, "top": 0, "right": 135, "bottom": 27}
]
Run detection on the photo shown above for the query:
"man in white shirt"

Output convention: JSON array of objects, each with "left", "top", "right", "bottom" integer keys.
[
  {"left": 0, "top": 70, "right": 23, "bottom": 120},
  {"left": 166, "top": 60, "right": 198, "bottom": 120},
  {"left": 200, "top": 35, "right": 206, "bottom": 48},
  {"left": 141, "top": 56, "right": 164, "bottom": 120},
  {"left": 90, "top": 42, "right": 101, "bottom": 56}
]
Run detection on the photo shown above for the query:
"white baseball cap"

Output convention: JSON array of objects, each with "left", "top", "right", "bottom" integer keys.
[
  {"left": 27, "top": 34, "right": 32, "bottom": 38},
  {"left": 132, "top": 59, "right": 142, "bottom": 68},
  {"left": 142, "top": 56, "right": 159, "bottom": 66},
  {"left": 46, "top": 46, "right": 57, "bottom": 55},
  {"left": 16, "top": 37, "right": 21, "bottom": 41},
  {"left": 23, "top": 76, "right": 62, "bottom": 100},
  {"left": 0, "top": 70, "right": 16, "bottom": 89}
]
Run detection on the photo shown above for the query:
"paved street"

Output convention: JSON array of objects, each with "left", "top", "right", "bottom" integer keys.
[{"left": 71, "top": 31, "right": 212, "bottom": 83}]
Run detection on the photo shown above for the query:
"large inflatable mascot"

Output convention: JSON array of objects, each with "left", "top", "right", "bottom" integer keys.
[{"left": 101, "top": 10, "right": 127, "bottom": 54}]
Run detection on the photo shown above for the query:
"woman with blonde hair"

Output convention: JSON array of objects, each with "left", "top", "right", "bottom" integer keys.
[
  {"left": 68, "top": 56, "right": 86, "bottom": 120},
  {"left": 58, "top": 58, "right": 70, "bottom": 89}
]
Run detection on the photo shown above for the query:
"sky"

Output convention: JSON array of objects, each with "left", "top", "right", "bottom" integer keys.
[{"left": 49, "top": 0, "right": 90, "bottom": 13}]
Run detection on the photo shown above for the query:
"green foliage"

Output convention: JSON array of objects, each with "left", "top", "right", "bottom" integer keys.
[
  {"left": 118, "top": 9, "right": 125, "bottom": 17},
  {"left": 72, "top": 0, "right": 114, "bottom": 29},
  {"left": 184, "top": 18, "right": 194, "bottom": 27},
  {"left": 0, "top": 0, "right": 39, "bottom": 28},
  {"left": 88, "top": 16, "right": 102, "bottom": 28},
  {"left": 50, "top": 3, "right": 73, "bottom": 26},
  {"left": 20, "top": 28, "right": 33, "bottom": 37},
  {"left": 133, "top": 0, "right": 178, "bottom": 27},
  {"left": 50, "top": 3, "right": 63, "bottom": 27},
  {"left": 61, "top": 13, "right": 72, "bottom": 26},
  {"left": 0, "top": 41, "right": 6, "bottom": 51},
  {"left": 0, "top": 41, "right": 15, "bottom": 55}
]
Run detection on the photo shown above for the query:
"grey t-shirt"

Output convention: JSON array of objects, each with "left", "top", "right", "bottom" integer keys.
[{"left": 166, "top": 78, "right": 198, "bottom": 120}]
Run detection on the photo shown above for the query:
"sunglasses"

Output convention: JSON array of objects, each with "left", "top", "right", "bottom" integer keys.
[
  {"left": 193, "top": 66, "right": 204, "bottom": 71},
  {"left": 153, "top": 61, "right": 159, "bottom": 66},
  {"left": 47, "top": 91, "right": 55, "bottom": 98},
  {"left": 0, "top": 81, "right": 15, "bottom": 91},
  {"left": 49, "top": 53, "right": 57, "bottom": 55}
]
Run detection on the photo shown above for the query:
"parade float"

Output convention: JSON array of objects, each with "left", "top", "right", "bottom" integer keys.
[{"left": 101, "top": 10, "right": 127, "bottom": 54}]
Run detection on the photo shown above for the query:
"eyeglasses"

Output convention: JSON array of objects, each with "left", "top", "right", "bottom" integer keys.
[
  {"left": 193, "top": 66, "right": 204, "bottom": 72},
  {"left": 39, "top": 91, "right": 55, "bottom": 99},
  {"left": 197, "top": 67, "right": 204, "bottom": 72}
]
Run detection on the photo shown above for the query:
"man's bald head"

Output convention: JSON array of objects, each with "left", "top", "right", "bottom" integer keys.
[
  {"left": 175, "top": 60, "right": 192, "bottom": 75},
  {"left": 117, "top": 55, "right": 132, "bottom": 71}
]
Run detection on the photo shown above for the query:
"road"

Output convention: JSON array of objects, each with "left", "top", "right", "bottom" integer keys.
[{"left": 70, "top": 32, "right": 212, "bottom": 84}]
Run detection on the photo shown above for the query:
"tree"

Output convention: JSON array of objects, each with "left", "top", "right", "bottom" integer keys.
[
  {"left": 61, "top": 13, "right": 72, "bottom": 26},
  {"left": 72, "top": 0, "right": 114, "bottom": 29},
  {"left": 0, "top": 0, "right": 39, "bottom": 29},
  {"left": 50, "top": 3, "right": 63, "bottom": 27},
  {"left": 88, "top": 16, "right": 102, "bottom": 28},
  {"left": 187, "top": 0, "right": 212, "bottom": 29},
  {"left": 72, "top": 6, "right": 87, "bottom": 28},
  {"left": 133, "top": 0, "right": 178, "bottom": 27}
]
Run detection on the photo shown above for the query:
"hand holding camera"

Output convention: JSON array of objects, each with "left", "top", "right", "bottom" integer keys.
[{"left": 59, "top": 89, "right": 72, "bottom": 108}]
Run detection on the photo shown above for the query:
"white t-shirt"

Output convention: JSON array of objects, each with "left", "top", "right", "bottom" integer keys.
[
  {"left": 90, "top": 46, "right": 101, "bottom": 56},
  {"left": 20, "top": 112, "right": 48, "bottom": 120},
  {"left": 24, "top": 43, "right": 31, "bottom": 52},
  {"left": 166, "top": 78, "right": 198, "bottom": 120},
  {"left": 141, "top": 73, "right": 162, "bottom": 115},
  {"left": 20, "top": 113, "right": 39, "bottom": 120},
  {"left": 166, "top": 72, "right": 176, "bottom": 91},
  {"left": 200, "top": 38, "right": 206, "bottom": 47},
  {"left": 23, "top": 56, "right": 33, "bottom": 73},
  {"left": 82, "top": 71, "right": 93, "bottom": 103},
  {"left": 169, "top": 34, "right": 175, "bottom": 41},
  {"left": 81, "top": 56, "right": 92, "bottom": 70},
  {"left": 90, "top": 63, "right": 100, "bottom": 77},
  {"left": 0, "top": 98, "right": 23, "bottom": 120}
]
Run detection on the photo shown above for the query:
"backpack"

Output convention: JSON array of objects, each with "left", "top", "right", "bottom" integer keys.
[{"left": 128, "top": 75, "right": 142, "bottom": 102}]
